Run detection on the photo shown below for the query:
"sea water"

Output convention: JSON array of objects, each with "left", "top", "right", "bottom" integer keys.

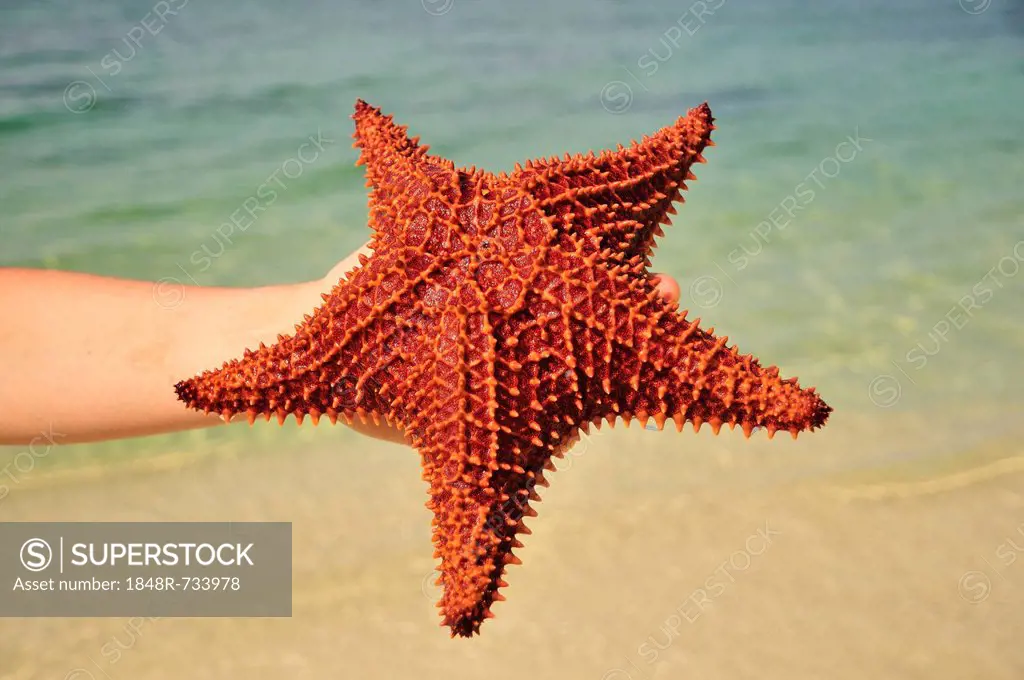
[{"left": 0, "top": 0, "right": 1021, "bottom": 481}]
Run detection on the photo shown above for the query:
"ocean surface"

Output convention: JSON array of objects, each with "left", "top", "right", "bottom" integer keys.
[{"left": 1, "top": 0, "right": 1022, "bottom": 478}]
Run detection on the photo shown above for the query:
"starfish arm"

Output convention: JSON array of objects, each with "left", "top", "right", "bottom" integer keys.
[
  {"left": 353, "top": 100, "right": 466, "bottom": 249},
  {"left": 352, "top": 99, "right": 453, "bottom": 177},
  {"left": 506, "top": 102, "right": 715, "bottom": 265},
  {"left": 174, "top": 250, "right": 443, "bottom": 429},
  {"left": 417, "top": 264, "right": 600, "bottom": 637},
  {"left": 413, "top": 271, "right": 585, "bottom": 637},
  {"left": 405, "top": 304, "right": 510, "bottom": 637},
  {"left": 573, "top": 272, "right": 830, "bottom": 438},
  {"left": 176, "top": 104, "right": 487, "bottom": 424}
]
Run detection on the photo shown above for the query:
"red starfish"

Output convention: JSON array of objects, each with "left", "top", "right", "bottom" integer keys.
[{"left": 176, "top": 100, "right": 831, "bottom": 637}]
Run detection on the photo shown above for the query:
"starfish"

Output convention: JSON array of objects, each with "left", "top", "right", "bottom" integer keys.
[{"left": 176, "top": 99, "right": 831, "bottom": 637}]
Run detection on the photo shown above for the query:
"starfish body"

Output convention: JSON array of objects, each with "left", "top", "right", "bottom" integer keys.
[{"left": 176, "top": 100, "right": 831, "bottom": 637}]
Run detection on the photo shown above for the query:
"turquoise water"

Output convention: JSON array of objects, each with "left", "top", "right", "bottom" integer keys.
[{"left": 1, "top": 0, "right": 1022, "bottom": 469}]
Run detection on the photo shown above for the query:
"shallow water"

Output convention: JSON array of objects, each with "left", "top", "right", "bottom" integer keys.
[{"left": 2, "top": 0, "right": 1021, "bottom": 475}]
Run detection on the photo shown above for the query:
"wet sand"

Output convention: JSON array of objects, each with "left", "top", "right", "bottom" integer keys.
[{"left": 1, "top": 424, "right": 1022, "bottom": 680}]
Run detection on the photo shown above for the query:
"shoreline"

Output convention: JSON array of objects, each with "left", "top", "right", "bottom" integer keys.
[{"left": 2, "top": 434, "right": 1022, "bottom": 680}]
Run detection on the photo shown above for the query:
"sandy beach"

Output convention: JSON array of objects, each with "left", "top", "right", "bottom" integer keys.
[{"left": 2, "top": 420, "right": 1022, "bottom": 680}]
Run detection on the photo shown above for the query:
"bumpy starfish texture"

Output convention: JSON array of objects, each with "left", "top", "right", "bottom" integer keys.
[{"left": 176, "top": 99, "right": 831, "bottom": 637}]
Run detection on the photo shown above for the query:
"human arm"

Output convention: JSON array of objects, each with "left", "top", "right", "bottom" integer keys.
[
  {"left": 0, "top": 245, "right": 680, "bottom": 446},
  {"left": 0, "top": 246, "right": 410, "bottom": 445}
]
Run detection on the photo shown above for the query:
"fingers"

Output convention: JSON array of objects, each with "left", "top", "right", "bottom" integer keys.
[
  {"left": 650, "top": 273, "right": 680, "bottom": 305},
  {"left": 346, "top": 417, "right": 409, "bottom": 445},
  {"left": 325, "top": 242, "right": 375, "bottom": 285}
]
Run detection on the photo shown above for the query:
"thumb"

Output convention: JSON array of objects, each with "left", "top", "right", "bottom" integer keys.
[{"left": 650, "top": 273, "right": 681, "bottom": 305}]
